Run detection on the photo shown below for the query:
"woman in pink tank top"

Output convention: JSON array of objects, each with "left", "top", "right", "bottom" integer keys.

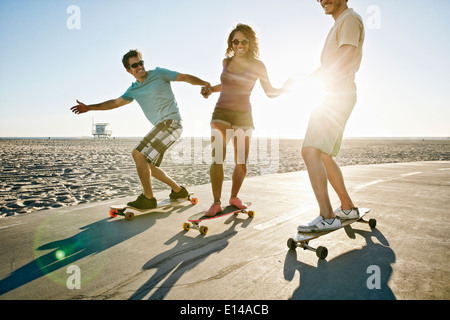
[{"left": 201, "top": 24, "right": 293, "bottom": 216}]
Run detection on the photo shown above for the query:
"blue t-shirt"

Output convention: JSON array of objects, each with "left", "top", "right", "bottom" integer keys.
[{"left": 121, "top": 67, "right": 181, "bottom": 125}]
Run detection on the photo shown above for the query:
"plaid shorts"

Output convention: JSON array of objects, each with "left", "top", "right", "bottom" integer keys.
[{"left": 135, "top": 120, "right": 183, "bottom": 167}]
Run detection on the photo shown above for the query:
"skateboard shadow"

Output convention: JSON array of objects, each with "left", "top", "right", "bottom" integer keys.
[
  {"left": 128, "top": 218, "right": 251, "bottom": 300},
  {"left": 0, "top": 204, "right": 189, "bottom": 297},
  {"left": 284, "top": 228, "right": 396, "bottom": 300}
]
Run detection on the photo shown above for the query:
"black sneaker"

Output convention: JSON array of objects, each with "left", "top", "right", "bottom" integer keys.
[
  {"left": 169, "top": 186, "right": 189, "bottom": 200},
  {"left": 127, "top": 194, "right": 157, "bottom": 210}
]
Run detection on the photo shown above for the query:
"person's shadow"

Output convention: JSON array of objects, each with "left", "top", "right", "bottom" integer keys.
[
  {"left": 284, "top": 227, "right": 396, "bottom": 300},
  {"left": 129, "top": 215, "right": 253, "bottom": 300},
  {"left": 0, "top": 203, "right": 191, "bottom": 297}
]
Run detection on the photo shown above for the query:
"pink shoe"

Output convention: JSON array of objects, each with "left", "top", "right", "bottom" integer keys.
[
  {"left": 205, "top": 203, "right": 222, "bottom": 217},
  {"left": 229, "top": 197, "right": 247, "bottom": 209}
]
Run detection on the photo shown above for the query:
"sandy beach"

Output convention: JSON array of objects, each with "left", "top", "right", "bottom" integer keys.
[{"left": 1, "top": 138, "right": 449, "bottom": 217}]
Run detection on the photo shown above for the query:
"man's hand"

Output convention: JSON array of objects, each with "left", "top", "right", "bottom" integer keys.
[
  {"left": 70, "top": 100, "right": 89, "bottom": 115},
  {"left": 70, "top": 97, "right": 130, "bottom": 114},
  {"left": 201, "top": 84, "right": 212, "bottom": 99}
]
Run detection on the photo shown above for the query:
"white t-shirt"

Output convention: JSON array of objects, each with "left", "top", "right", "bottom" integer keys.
[{"left": 320, "top": 8, "right": 365, "bottom": 91}]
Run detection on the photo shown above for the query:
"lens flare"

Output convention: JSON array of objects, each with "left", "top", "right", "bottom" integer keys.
[{"left": 55, "top": 250, "right": 66, "bottom": 260}]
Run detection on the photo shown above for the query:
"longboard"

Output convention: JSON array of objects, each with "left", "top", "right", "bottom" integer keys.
[
  {"left": 183, "top": 202, "right": 254, "bottom": 235},
  {"left": 109, "top": 193, "right": 198, "bottom": 221},
  {"left": 287, "top": 208, "right": 376, "bottom": 259}
]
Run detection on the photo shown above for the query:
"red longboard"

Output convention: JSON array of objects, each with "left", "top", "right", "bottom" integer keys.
[{"left": 183, "top": 202, "right": 254, "bottom": 235}]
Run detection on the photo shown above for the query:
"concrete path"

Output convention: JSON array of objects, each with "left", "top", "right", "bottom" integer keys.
[{"left": 0, "top": 161, "right": 449, "bottom": 300}]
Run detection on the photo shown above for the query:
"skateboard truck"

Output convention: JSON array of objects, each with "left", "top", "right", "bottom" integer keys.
[
  {"left": 287, "top": 208, "right": 376, "bottom": 259},
  {"left": 287, "top": 238, "right": 329, "bottom": 259},
  {"left": 183, "top": 221, "right": 209, "bottom": 235}
]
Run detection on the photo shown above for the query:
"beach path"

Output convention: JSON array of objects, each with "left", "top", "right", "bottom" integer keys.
[{"left": 0, "top": 161, "right": 449, "bottom": 300}]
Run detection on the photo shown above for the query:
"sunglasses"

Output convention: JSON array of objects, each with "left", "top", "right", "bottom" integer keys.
[
  {"left": 232, "top": 39, "right": 249, "bottom": 46},
  {"left": 129, "top": 60, "right": 144, "bottom": 69}
]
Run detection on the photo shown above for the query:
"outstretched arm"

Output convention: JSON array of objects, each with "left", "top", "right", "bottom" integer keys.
[
  {"left": 70, "top": 97, "right": 131, "bottom": 115},
  {"left": 176, "top": 73, "right": 213, "bottom": 99},
  {"left": 176, "top": 73, "right": 210, "bottom": 87},
  {"left": 257, "top": 61, "right": 293, "bottom": 98}
]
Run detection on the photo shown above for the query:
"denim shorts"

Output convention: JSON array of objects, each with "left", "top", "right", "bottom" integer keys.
[{"left": 211, "top": 108, "right": 254, "bottom": 130}]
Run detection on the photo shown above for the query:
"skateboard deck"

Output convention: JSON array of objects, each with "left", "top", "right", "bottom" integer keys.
[
  {"left": 183, "top": 202, "right": 254, "bottom": 235},
  {"left": 287, "top": 208, "right": 376, "bottom": 259},
  {"left": 109, "top": 193, "right": 198, "bottom": 221}
]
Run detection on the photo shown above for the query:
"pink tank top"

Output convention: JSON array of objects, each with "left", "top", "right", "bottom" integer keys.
[{"left": 215, "top": 59, "right": 258, "bottom": 111}]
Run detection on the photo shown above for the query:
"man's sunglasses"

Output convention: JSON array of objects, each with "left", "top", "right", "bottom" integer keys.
[
  {"left": 232, "top": 39, "right": 249, "bottom": 46},
  {"left": 129, "top": 60, "right": 144, "bottom": 69}
]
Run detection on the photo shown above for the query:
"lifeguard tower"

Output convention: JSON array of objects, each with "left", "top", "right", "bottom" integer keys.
[{"left": 92, "top": 122, "right": 112, "bottom": 139}]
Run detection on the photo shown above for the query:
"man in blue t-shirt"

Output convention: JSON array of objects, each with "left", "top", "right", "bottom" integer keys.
[{"left": 71, "top": 49, "right": 211, "bottom": 209}]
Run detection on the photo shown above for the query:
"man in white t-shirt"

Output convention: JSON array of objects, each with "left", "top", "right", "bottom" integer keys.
[{"left": 298, "top": 0, "right": 365, "bottom": 232}]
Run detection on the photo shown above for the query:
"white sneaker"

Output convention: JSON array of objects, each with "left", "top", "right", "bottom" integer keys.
[
  {"left": 297, "top": 215, "right": 342, "bottom": 233},
  {"left": 334, "top": 207, "right": 360, "bottom": 220}
]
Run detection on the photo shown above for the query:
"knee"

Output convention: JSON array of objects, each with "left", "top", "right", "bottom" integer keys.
[
  {"left": 211, "top": 148, "right": 226, "bottom": 165},
  {"left": 301, "top": 147, "right": 320, "bottom": 164},
  {"left": 211, "top": 162, "right": 223, "bottom": 169},
  {"left": 132, "top": 149, "right": 144, "bottom": 162},
  {"left": 236, "top": 163, "right": 247, "bottom": 174}
]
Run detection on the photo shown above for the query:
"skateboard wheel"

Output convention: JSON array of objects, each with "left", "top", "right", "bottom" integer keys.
[
  {"left": 316, "top": 246, "right": 328, "bottom": 259},
  {"left": 109, "top": 209, "right": 118, "bottom": 218},
  {"left": 190, "top": 197, "right": 199, "bottom": 205},
  {"left": 287, "top": 238, "right": 297, "bottom": 250},
  {"left": 125, "top": 212, "right": 135, "bottom": 221},
  {"left": 247, "top": 210, "right": 255, "bottom": 218},
  {"left": 369, "top": 218, "right": 377, "bottom": 228},
  {"left": 183, "top": 222, "right": 191, "bottom": 231},
  {"left": 199, "top": 226, "right": 208, "bottom": 235}
]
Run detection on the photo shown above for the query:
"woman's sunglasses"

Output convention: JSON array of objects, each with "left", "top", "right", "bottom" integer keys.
[
  {"left": 129, "top": 60, "right": 144, "bottom": 69},
  {"left": 232, "top": 39, "right": 249, "bottom": 46}
]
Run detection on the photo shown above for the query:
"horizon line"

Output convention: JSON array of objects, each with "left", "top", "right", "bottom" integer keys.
[{"left": 0, "top": 136, "right": 449, "bottom": 140}]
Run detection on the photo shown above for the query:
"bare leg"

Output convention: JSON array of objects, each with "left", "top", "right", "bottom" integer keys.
[
  {"left": 210, "top": 122, "right": 231, "bottom": 204},
  {"left": 230, "top": 131, "right": 251, "bottom": 199},
  {"left": 321, "top": 153, "right": 354, "bottom": 210},
  {"left": 132, "top": 149, "right": 154, "bottom": 199},
  {"left": 301, "top": 147, "right": 334, "bottom": 219},
  {"left": 149, "top": 163, "right": 181, "bottom": 192},
  {"left": 210, "top": 163, "right": 224, "bottom": 203}
]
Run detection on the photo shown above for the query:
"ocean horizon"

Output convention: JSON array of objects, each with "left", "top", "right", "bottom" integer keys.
[
  {"left": 1, "top": 136, "right": 449, "bottom": 140},
  {"left": 1, "top": 137, "right": 449, "bottom": 217}
]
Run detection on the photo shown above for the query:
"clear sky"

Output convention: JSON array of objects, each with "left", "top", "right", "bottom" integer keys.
[{"left": 0, "top": 0, "right": 449, "bottom": 138}]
